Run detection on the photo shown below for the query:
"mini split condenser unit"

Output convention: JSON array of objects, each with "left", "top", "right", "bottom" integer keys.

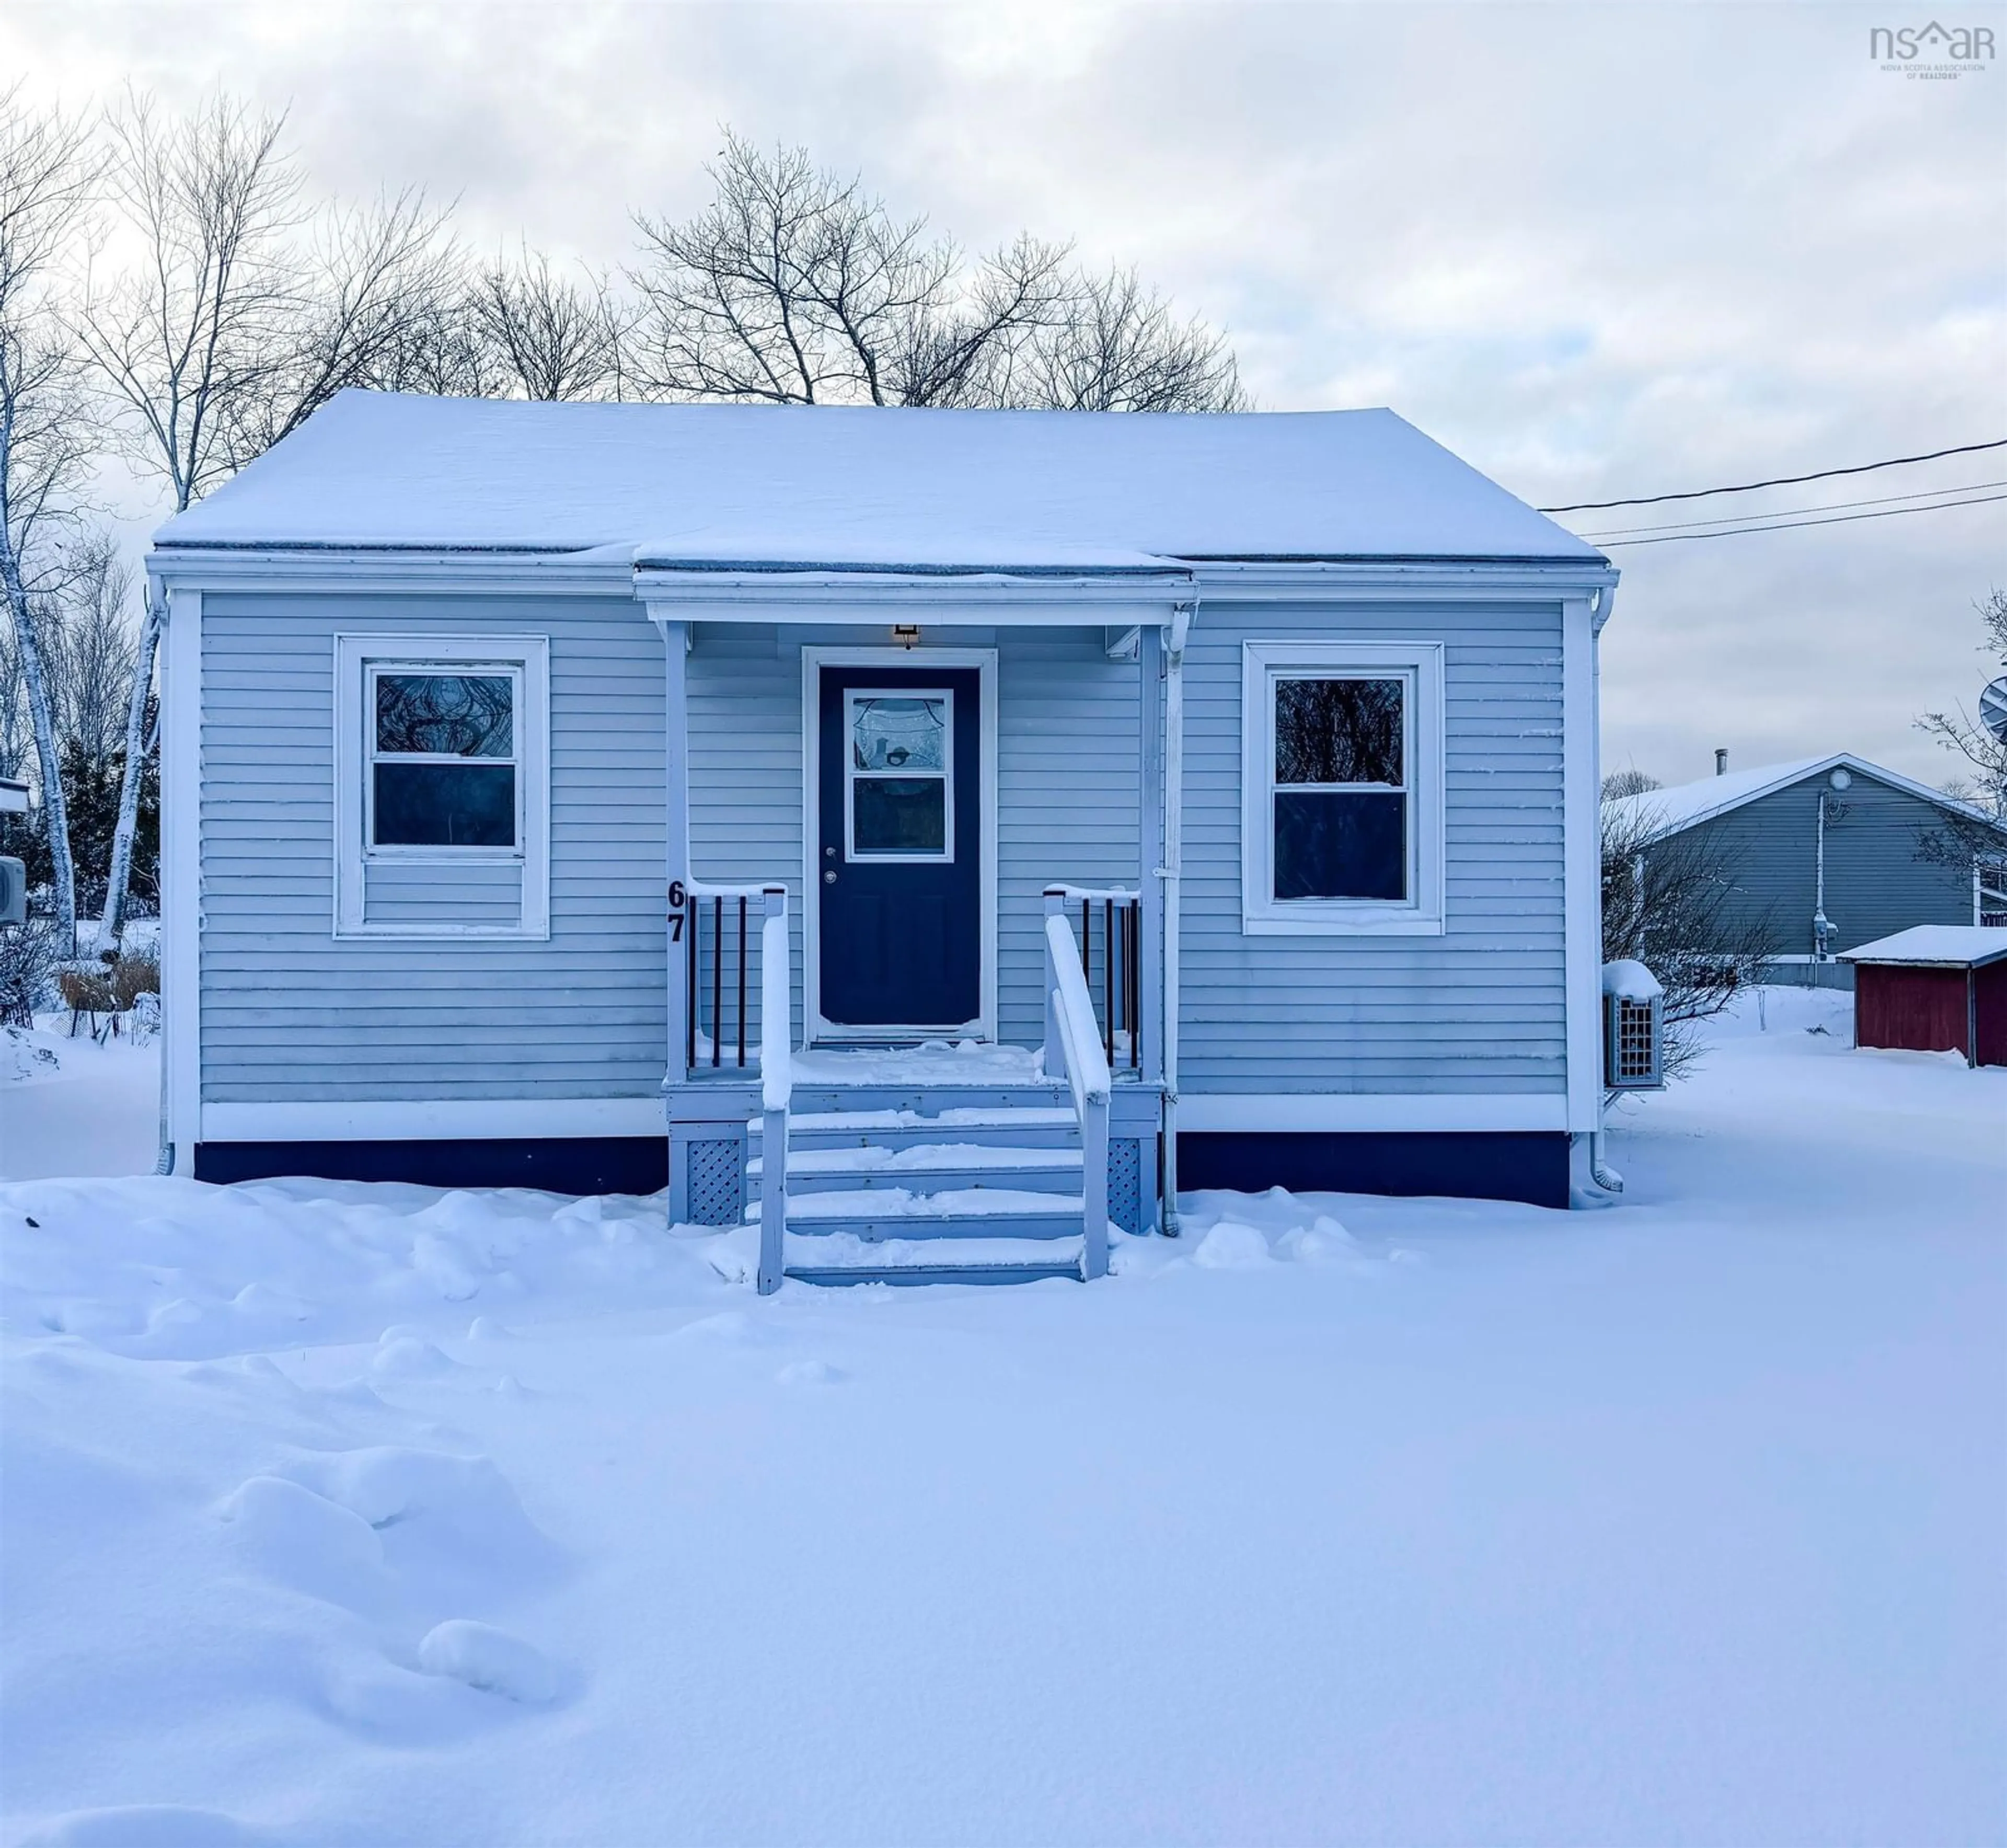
[{"left": 1602, "top": 960, "right": 1665, "bottom": 1090}]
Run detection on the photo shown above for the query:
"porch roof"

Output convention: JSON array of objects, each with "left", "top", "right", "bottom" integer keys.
[{"left": 154, "top": 392, "right": 1606, "bottom": 568}]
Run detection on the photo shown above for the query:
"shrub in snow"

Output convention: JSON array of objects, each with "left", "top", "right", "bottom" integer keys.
[{"left": 417, "top": 1619, "right": 558, "bottom": 1704}]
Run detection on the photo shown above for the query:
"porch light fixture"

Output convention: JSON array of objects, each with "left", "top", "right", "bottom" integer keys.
[{"left": 892, "top": 624, "right": 921, "bottom": 649}]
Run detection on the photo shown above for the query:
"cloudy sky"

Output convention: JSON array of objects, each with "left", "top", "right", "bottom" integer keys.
[{"left": 9, "top": 1, "right": 2004, "bottom": 787}]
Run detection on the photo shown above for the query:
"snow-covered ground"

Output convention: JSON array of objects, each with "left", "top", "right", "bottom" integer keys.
[{"left": 2, "top": 989, "right": 2002, "bottom": 1846}]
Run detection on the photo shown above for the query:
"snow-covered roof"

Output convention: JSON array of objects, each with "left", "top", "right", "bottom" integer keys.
[
  {"left": 1605, "top": 753, "right": 2006, "bottom": 843},
  {"left": 151, "top": 392, "right": 1606, "bottom": 569},
  {"left": 1839, "top": 925, "right": 2007, "bottom": 968}
]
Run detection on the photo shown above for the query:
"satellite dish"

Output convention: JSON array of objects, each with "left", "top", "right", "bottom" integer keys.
[{"left": 1982, "top": 676, "right": 2007, "bottom": 745}]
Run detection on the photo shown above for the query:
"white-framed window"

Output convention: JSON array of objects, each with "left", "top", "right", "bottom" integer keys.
[
  {"left": 845, "top": 687, "right": 953, "bottom": 862},
  {"left": 334, "top": 633, "right": 550, "bottom": 938},
  {"left": 1241, "top": 640, "right": 1445, "bottom": 935}
]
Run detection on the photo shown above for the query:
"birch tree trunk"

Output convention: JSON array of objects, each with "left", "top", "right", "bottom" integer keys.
[
  {"left": 1, "top": 556, "right": 75, "bottom": 952},
  {"left": 98, "top": 593, "right": 162, "bottom": 951}
]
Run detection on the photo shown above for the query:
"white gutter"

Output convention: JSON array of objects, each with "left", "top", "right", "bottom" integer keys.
[{"left": 1159, "top": 596, "right": 1196, "bottom": 1234}]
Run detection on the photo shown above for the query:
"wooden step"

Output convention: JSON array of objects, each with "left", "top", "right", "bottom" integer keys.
[
  {"left": 781, "top": 1228, "right": 1086, "bottom": 1287},
  {"left": 785, "top": 1260, "right": 1083, "bottom": 1288},
  {"left": 782, "top": 1083, "right": 1071, "bottom": 1116},
  {"left": 767, "top": 1187, "right": 1087, "bottom": 1243},
  {"left": 749, "top": 1142, "right": 1083, "bottom": 1196},
  {"left": 751, "top": 1106, "right": 1080, "bottom": 1152}
]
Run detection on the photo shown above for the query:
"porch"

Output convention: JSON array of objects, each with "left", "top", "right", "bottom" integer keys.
[{"left": 647, "top": 589, "right": 1190, "bottom": 1289}]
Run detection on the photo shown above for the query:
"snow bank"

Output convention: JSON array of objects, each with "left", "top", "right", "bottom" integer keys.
[{"left": 4, "top": 995, "right": 2003, "bottom": 1845}]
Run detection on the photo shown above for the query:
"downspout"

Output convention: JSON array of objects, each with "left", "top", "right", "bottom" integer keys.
[
  {"left": 1813, "top": 791, "right": 1830, "bottom": 985},
  {"left": 1159, "top": 595, "right": 1195, "bottom": 1234},
  {"left": 1588, "top": 582, "right": 1624, "bottom": 1197}
]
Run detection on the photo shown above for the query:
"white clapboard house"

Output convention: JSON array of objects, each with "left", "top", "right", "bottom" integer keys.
[{"left": 147, "top": 393, "right": 1620, "bottom": 1285}]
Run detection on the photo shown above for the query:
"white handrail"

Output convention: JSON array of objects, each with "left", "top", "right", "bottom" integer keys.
[
  {"left": 689, "top": 879, "right": 774, "bottom": 901},
  {"left": 1044, "top": 915, "right": 1111, "bottom": 1111},
  {"left": 1043, "top": 884, "right": 1143, "bottom": 904},
  {"left": 756, "top": 886, "right": 790, "bottom": 1295},
  {"left": 758, "top": 893, "right": 791, "bottom": 1114},
  {"left": 1043, "top": 909, "right": 1111, "bottom": 1280}
]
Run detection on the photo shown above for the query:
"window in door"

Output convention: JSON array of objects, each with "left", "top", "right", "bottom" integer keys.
[{"left": 846, "top": 690, "right": 952, "bottom": 860}]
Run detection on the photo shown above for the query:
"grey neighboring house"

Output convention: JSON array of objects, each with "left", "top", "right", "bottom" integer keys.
[
  {"left": 1607, "top": 753, "right": 2007, "bottom": 985},
  {"left": 147, "top": 391, "right": 1630, "bottom": 1279}
]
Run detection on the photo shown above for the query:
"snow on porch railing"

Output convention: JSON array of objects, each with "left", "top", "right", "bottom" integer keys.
[
  {"left": 680, "top": 881, "right": 787, "bottom": 1074},
  {"left": 1043, "top": 898, "right": 1112, "bottom": 1282},
  {"left": 1043, "top": 886, "right": 1143, "bottom": 1073}
]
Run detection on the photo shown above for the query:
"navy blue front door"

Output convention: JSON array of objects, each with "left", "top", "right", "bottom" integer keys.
[{"left": 817, "top": 665, "right": 982, "bottom": 1031}]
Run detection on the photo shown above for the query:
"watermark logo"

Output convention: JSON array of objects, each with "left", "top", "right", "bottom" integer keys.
[{"left": 1871, "top": 21, "right": 1995, "bottom": 78}]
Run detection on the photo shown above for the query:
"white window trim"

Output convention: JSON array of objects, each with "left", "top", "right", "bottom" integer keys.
[
  {"left": 1241, "top": 639, "right": 1445, "bottom": 936},
  {"left": 843, "top": 685, "right": 955, "bottom": 864},
  {"left": 334, "top": 633, "right": 550, "bottom": 939}
]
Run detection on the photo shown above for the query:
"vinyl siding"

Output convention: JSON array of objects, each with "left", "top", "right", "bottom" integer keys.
[
  {"left": 363, "top": 859, "right": 523, "bottom": 928},
  {"left": 199, "top": 594, "right": 1573, "bottom": 1109},
  {"left": 1651, "top": 772, "right": 1986, "bottom": 957},
  {"left": 200, "top": 594, "right": 665, "bottom": 1103},
  {"left": 1180, "top": 601, "right": 1568, "bottom": 1095}
]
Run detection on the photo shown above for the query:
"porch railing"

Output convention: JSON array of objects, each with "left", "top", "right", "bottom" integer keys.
[
  {"left": 1043, "top": 904, "right": 1112, "bottom": 1281},
  {"left": 679, "top": 880, "right": 787, "bottom": 1073},
  {"left": 1042, "top": 886, "right": 1142, "bottom": 1072}
]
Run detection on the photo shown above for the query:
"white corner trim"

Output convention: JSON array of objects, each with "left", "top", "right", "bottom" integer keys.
[
  {"left": 1240, "top": 639, "right": 1447, "bottom": 935},
  {"left": 800, "top": 645, "right": 999, "bottom": 1044},
  {"left": 332, "top": 633, "right": 551, "bottom": 940},
  {"left": 1562, "top": 596, "right": 1602, "bottom": 1132},
  {"left": 162, "top": 586, "right": 203, "bottom": 1165},
  {"left": 1176, "top": 1092, "right": 1568, "bottom": 1133},
  {"left": 201, "top": 1097, "right": 667, "bottom": 1143}
]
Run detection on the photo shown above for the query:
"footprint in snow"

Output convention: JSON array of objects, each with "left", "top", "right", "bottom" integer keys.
[
  {"left": 418, "top": 1619, "right": 560, "bottom": 1704},
  {"left": 18, "top": 1805, "right": 279, "bottom": 1847},
  {"left": 776, "top": 1358, "right": 845, "bottom": 1386}
]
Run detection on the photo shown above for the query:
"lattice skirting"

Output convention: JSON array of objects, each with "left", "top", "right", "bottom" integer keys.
[
  {"left": 1110, "top": 1135, "right": 1146, "bottom": 1235},
  {"left": 682, "top": 1134, "right": 744, "bottom": 1226}
]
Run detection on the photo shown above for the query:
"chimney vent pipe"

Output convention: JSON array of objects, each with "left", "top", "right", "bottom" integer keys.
[{"left": 1715, "top": 749, "right": 1729, "bottom": 777}]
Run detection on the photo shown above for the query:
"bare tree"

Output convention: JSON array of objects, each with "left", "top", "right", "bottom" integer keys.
[
  {"left": 468, "top": 244, "right": 628, "bottom": 401},
  {"left": 1913, "top": 588, "right": 2007, "bottom": 881},
  {"left": 1, "top": 87, "right": 97, "bottom": 951},
  {"left": 1014, "top": 265, "right": 1245, "bottom": 413},
  {"left": 48, "top": 526, "right": 137, "bottom": 765},
  {"left": 81, "top": 91, "right": 457, "bottom": 947},
  {"left": 1602, "top": 796, "right": 1776, "bottom": 1077},
  {"left": 1600, "top": 767, "right": 1662, "bottom": 802},
  {"left": 629, "top": 134, "right": 1239, "bottom": 413}
]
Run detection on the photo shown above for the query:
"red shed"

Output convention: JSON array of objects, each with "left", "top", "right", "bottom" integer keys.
[{"left": 1840, "top": 927, "right": 2007, "bottom": 1068}]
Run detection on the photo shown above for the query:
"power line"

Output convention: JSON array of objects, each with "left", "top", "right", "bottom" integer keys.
[
  {"left": 1580, "top": 478, "right": 2007, "bottom": 540},
  {"left": 1540, "top": 438, "right": 2007, "bottom": 513},
  {"left": 1589, "top": 489, "right": 2007, "bottom": 547}
]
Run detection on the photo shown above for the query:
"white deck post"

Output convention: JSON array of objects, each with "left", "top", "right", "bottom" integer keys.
[
  {"left": 1042, "top": 887, "right": 1066, "bottom": 1079},
  {"left": 1080, "top": 1091, "right": 1110, "bottom": 1281},
  {"left": 757, "top": 886, "right": 791, "bottom": 1295},
  {"left": 1160, "top": 600, "right": 1193, "bottom": 1234},
  {"left": 1138, "top": 625, "right": 1166, "bottom": 1087},
  {"left": 651, "top": 613, "right": 691, "bottom": 1082}
]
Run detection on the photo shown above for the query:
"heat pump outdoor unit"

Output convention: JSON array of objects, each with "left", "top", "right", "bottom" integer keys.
[{"left": 1602, "top": 959, "right": 1665, "bottom": 1090}]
